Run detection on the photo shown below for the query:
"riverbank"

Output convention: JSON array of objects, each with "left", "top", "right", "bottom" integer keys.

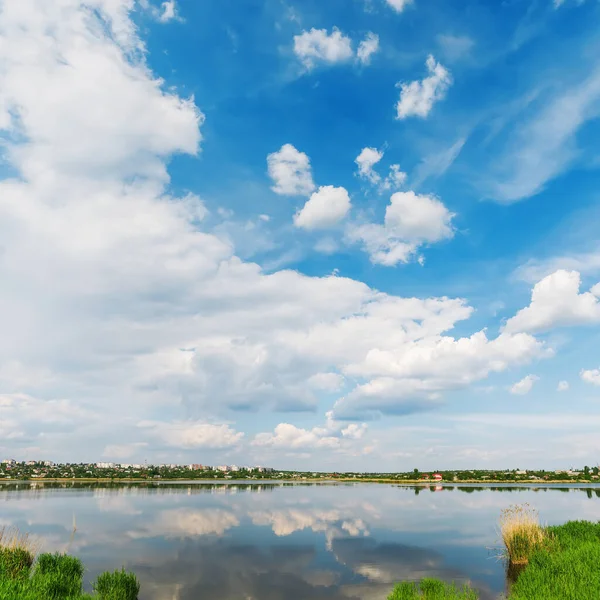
[
  {"left": 387, "top": 519, "right": 600, "bottom": 599},
  {"left": 2, "top": 477, "right": 600, "bottom": 485}
]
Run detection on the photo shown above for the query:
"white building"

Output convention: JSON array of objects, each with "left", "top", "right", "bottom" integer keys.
[{"left": 96, "top": 462, "right": 115, "bottom": 469}]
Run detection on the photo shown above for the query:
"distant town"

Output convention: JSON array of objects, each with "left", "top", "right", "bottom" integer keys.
[{"left": 1, "top": 459, "right": 599, "bottom": 482}]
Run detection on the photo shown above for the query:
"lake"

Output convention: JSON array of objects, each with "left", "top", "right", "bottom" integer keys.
[{"left": 1, "top": 482, "right": 600, "bottom": 599}]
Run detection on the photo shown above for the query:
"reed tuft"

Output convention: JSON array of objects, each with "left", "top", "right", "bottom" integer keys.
[{"left": 499, "top": 504, "right": 545, "bottom": 565}]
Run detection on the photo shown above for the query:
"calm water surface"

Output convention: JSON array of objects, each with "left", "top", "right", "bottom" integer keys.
[{"left": 1, "top": 482, "right": 600, "bottom": 599}]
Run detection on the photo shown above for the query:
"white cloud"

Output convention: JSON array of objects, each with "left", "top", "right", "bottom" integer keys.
[
  {"left": 159, "top": 0, "right": 177, "bottom": 22},
  {"left": 396, "top": 55, "right": 452, "bottom": 119},
  {"left": 139, "top": 0, "right": 180, "bottom": 23},
  {"left": 357, "top": 33, "right": 380, "bottom": 65},
  {"left": 293, "top": 28, "right": 353, "bottom": 69},
  {"left": 253, "top": 423, "right": 342, "bottom": 450},
  {"left": 138, "top": 420, "right": 244, "bottom": 449},
  {"left": 341, "top": 423, "right": 367, "bottom": 439},
  {"left": 580, "top": 368, "right": 600, "bottom": 386},
  {"left": 510, "top": 374, "right": 539, "bottom": 395},
  {"left": 355, "top": 147, "right": 384, "bottom": 184},
  {"left": 347, "top": 191, "right": 455, "bottom": 266},
  {"left": 267, "top": 144, "right": 315, "bottom": 196},
  {"left": 557, "top": 380, "right": 569, "bottom": 392},
  {"left": 308, "top": 372, "right": 345, "bottom": 391},
  {"left": 384, "top": 0, "right": 413, "bottom": 13},
  {"left": 355, "top": 148, "right": 407, "bottom": 192},
  {"left": 381, "top": 165, "right": 408, "bottom": 191},
  {"left": 333, "top": 331, "right": 548, "bottom": 419},
  {"left": 504, "top": 270, "right": 600, "bottom": 334},
  {"left": 294, "top": 185, "right": 351, "bottom": 230}
]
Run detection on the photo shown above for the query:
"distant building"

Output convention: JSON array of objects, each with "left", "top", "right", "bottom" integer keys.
[
  {"left": 432, "top": 473, "right": 443, "bottom": 481},
  {"left": 96, "top": 462, "right": 115, "bottom": 469},
  {"left": 216, "top": 465, "right": 229, "bottom": 472},
  {"left": 1, "top": 459, "right": 16, "bottom": 465},
  {"left": 189, "top": 464, "right": 204, "bottom": 471}
]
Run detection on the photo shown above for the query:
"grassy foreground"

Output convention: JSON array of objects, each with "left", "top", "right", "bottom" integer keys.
[
  {"left": 387, "top": 509, "right": 600, "bottom": 600},
  {"left": 0, "top": 528, "right": 139, "bottom": 600}
]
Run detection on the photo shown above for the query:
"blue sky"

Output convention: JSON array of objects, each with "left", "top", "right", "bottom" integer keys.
[{"left": 1, "top": 0, "right": 600, "bottom": 470}]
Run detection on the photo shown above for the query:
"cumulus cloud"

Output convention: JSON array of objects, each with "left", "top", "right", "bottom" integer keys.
[
  {"left": 138, "top": 421, "right": 244, "bottom": 449},
  {"left": 253, "top": 423, "right": 342, "bottom": 450},
  {"left": 557, "top": 380, "right": 569, "bottom": 392},
  {"left": 293, "top": 28, "right": 353, "bottom": 69},
  {"left": 294, "top": 185, "right": 351, "bottom": 230},
  {"left": 385, "top": 0, "right": 413, "bottom": 12},
  {"left": 139, "top": 0, "right": 179, "bottom": 23},
  {"left": 357, "top": 33, "right": 380, "bottom": 65},
  {"left": 510, "top": 374, "right": 539, "bottom": 395},
  {"left": 504, "top": 270, "right": 600, "bottom": 333},
  {"left": 396, "top": 55, "right": 452, "bottom": 119},
  {"left": 267, "top": 144, "right": 316, "bottom": 196},
  {"left": 580, "top": 368, "right": 600, "bottom": 386},
  {"left": 347, "top": 191, "right": 455, "bottom": 265},
  {"left": 381, "top": 165, "right": 408, "bottom": 191},
  {"left": 158, "top": 0, "right": 177, "bottom": 22},
  {"left": 355, "top": 148, "right": 407, "bottom": 192},
  {"left": 355, "top": 147, "right": 384, "bottom": 183},
  {"left": 334, "top": 331, "right": 548, "bottom": 419},
  {"left": 253, "top": 411, "right": 369, "bottom": 452}
]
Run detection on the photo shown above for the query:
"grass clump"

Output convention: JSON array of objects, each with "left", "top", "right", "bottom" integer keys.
[
  {"left": 0, "top": 527, "right": 139, "bottom": 600},
  {"left": 499, "top": 504, "right": 545, "bottom": 565},
  {"left": 93, "top": 568, "right": 140, "bottom": 600},
  {"left": 31, "top": 553, "right": 85, "bottom": 598},
  {"left": 388, "top": 578, "right": 479, "bottom": 599},
  {"left": 0, "top": 528, "right": 37, "bottom": 580}
]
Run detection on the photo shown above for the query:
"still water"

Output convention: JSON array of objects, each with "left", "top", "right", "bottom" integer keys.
[{"left": 1, "top": 482, "right": 600, "bottom": 599}]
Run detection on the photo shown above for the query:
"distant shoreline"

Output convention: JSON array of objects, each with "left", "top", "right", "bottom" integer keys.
[{"left": 1, "top": 477, "right": 600, "bottom": 486}]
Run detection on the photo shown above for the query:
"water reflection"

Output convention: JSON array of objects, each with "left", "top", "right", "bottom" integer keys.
[{"left": 1, "top": 482, "right": 599, "bottom": 599}]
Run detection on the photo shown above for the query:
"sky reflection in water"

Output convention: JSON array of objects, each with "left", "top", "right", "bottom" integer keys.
[{"left": 1, "top": 483, "right": 600, "bottom": 600}]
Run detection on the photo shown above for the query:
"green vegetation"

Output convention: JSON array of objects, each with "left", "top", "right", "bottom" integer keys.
[
  {"left": 508, "top": 520, "right": 600, "bottom": 600},
  {"left": 387, "top": 579, "right": 478, "bottom": 599},
  {"left": 499, "top": 504, "right": 545, "bottom": 565},
  {"left": 387, "top": 511, "right": 600, "bottom": 600},
  {"left": 93, "top": 569, "right": 140, "bottom": 600},
  {"left": 0, "top": 528, "right": 139, "bottom": 600},
  {"left": 1, "top": 459, "right": 599, "bottom": 483}
]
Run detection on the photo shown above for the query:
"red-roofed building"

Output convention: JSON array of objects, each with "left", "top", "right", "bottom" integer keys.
[{"left": 432, "top": 473, "right": 443, "bottom": 481}]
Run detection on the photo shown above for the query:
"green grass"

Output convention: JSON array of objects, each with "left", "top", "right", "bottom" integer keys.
[
  {"left": 508, "top": 521, "right": 600, "bottom": 600},
  {"left": 387, "top": 578, "right": 479, "bottom": 599},
  {"left": 93, "top": 568, "right": 140, "bottom": 600},
  {"left": 0, "top": 532, "right": 140, "bottom": 600}
]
